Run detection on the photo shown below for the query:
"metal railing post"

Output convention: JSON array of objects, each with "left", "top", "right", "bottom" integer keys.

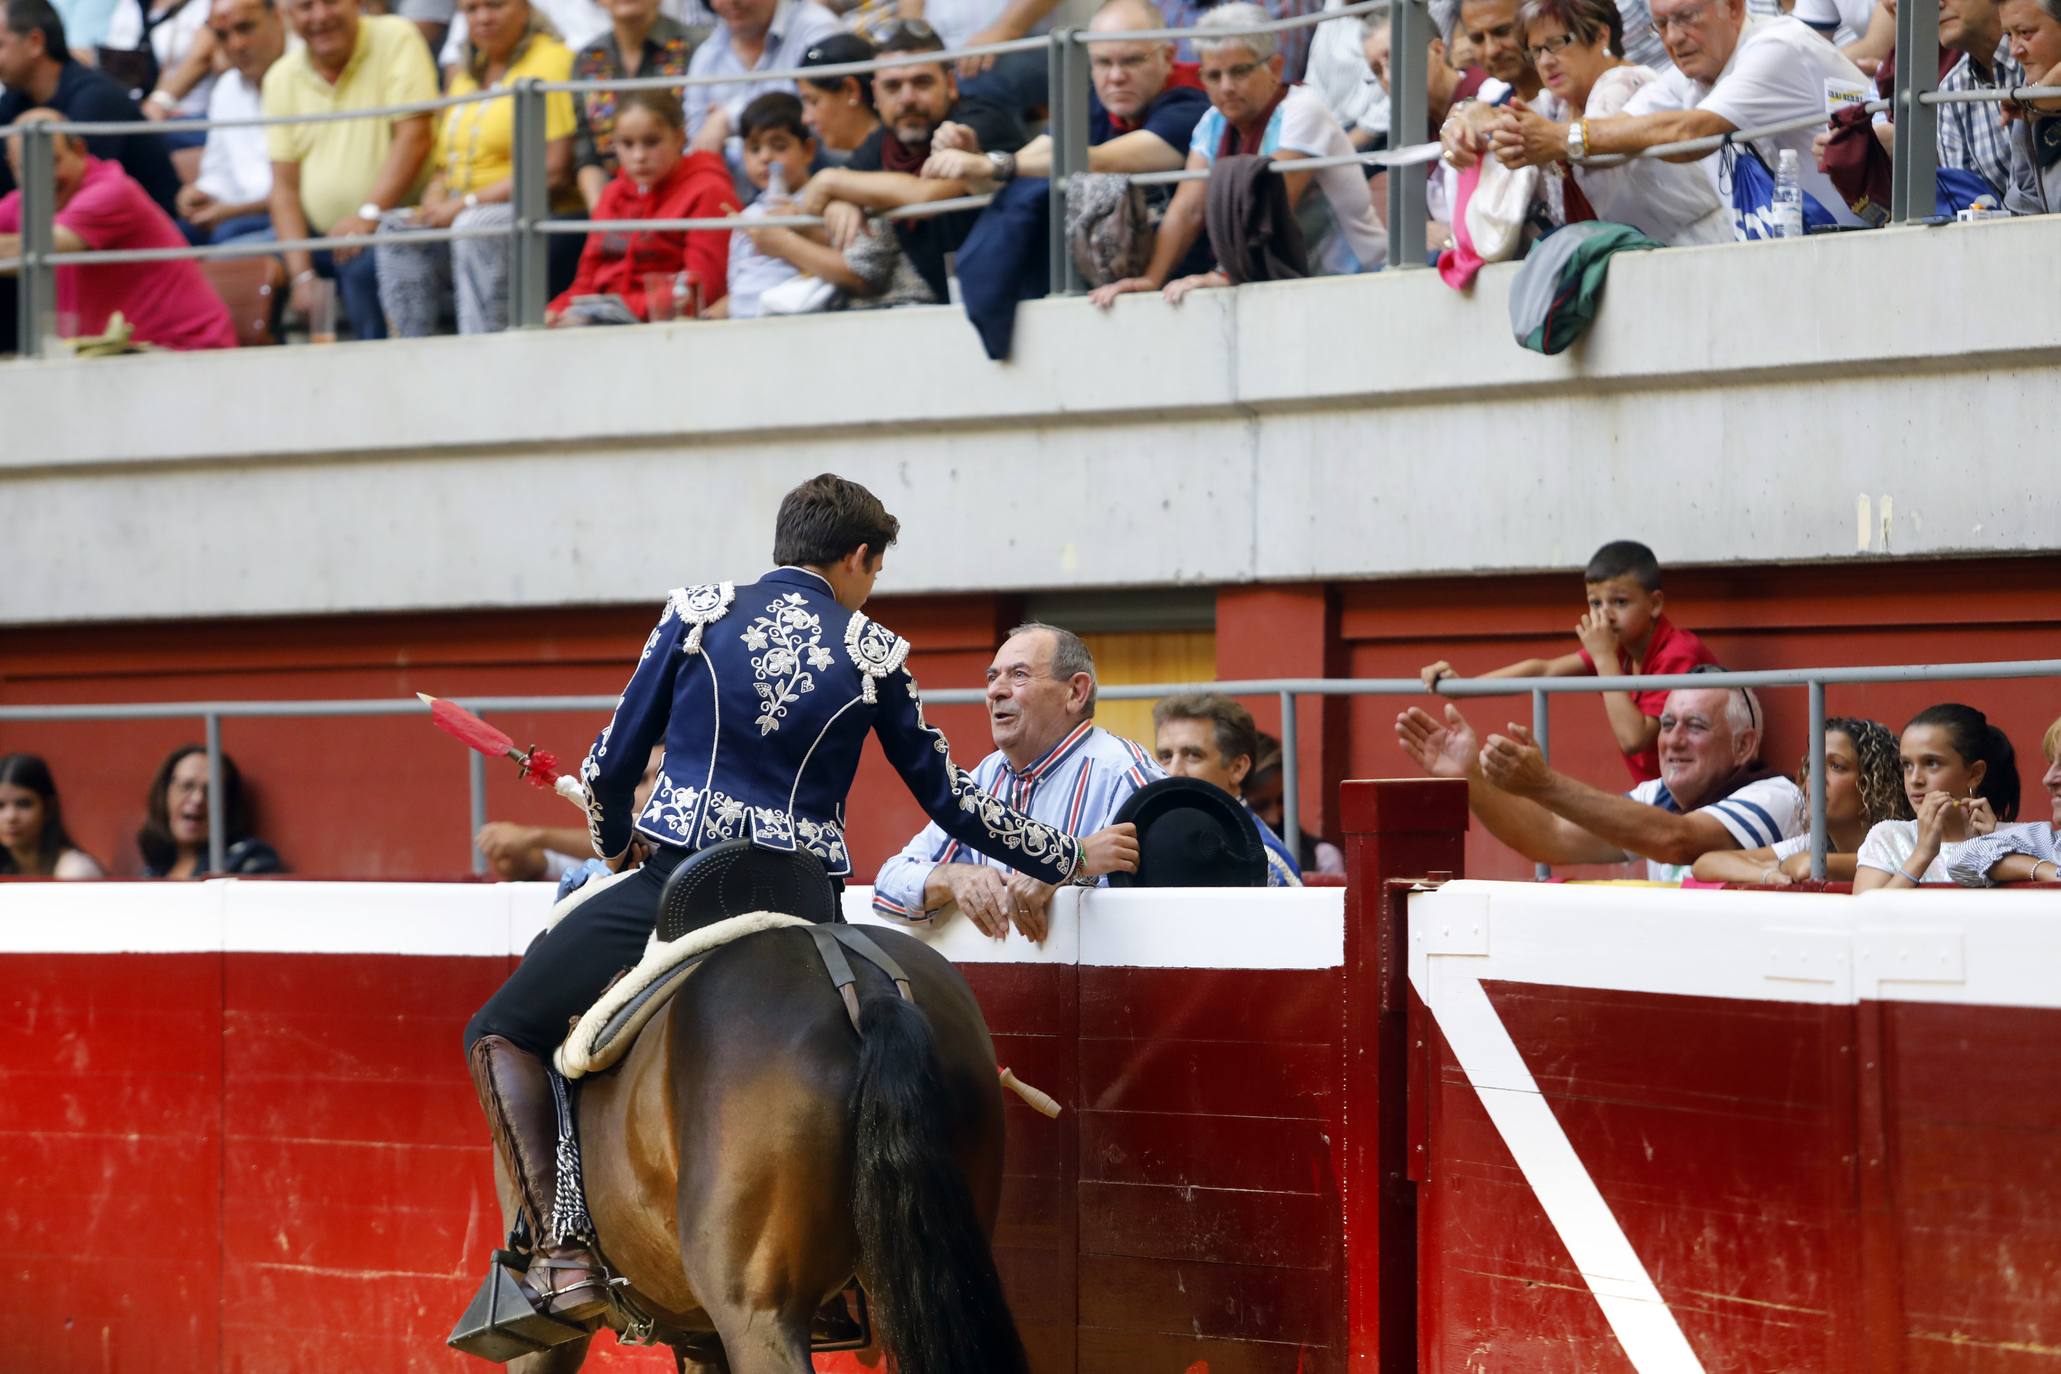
[
  {"left": 16, "top": 121, "right": 56, "bottom": 359},
  {"left": 205, "top": 712, "right": 228, "bottom": 874},
  {"left": 469, "top": 749, "right": 488, "bottom": 876},
  {"left": 509, "top": 81, "right": 549, "bottom": 328},
  {"left": 1046, "top": 27, "right": 1090, "bottom": 295},
  {"left": 1807, "top": 680, "right": 1827, "bottom": 881},
  {"left": 1531, "top": 687, "right": 1551, "bottom": 881},
  {"left": 1386, "top": 0, "right": 1430, "bottom": 270},
  {"left": 1890, "top": 0, "right": 1940, "bottom": 222},
  {"left": 1279, "top": 690, "right": 1300, "bottom": 856}
]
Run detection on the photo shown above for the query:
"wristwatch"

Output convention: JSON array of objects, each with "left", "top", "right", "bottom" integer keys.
[
  {"left": 1566, "top": 120, "right": 1588, "bottom": 164},
  {"left": 985, "top": 150, "right": 1017, "bottom": 183},
  {"left": 357, "top": 200, "right": 382, "bottom": 221},
  {"left": 462, "top": 192, "right": 481, "bottom": 211}
]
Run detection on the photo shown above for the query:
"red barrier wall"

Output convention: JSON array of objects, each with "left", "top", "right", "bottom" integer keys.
[
  {"left": 0, "top": 884, "right": 1351, "bottom": 1374},
  {"left": 1405, "top": 873, "right": 2061, "bottom": 1373}
]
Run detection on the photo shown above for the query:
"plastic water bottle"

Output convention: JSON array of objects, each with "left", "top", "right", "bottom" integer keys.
[
  {"left": 1772, "top": 149, "right": 1804, "bottom": 239},
  {"left": 765, "top": 161, "right": 789, "bottom": 206}
]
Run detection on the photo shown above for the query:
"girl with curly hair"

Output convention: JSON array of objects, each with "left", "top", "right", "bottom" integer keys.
[{"left": 1690, "top": 717, "right": 1910, "bottom": 885}]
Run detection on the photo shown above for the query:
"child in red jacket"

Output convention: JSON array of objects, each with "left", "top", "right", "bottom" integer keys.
[{"left": 547, "top": 92, "right": 738, "bottom": 325}]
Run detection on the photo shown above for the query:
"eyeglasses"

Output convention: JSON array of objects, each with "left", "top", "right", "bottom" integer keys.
[
  {"left": 1652, "top": 2, "right": 1714, "bottom": 35},
  {"left": 1525, "top": 32, "right": 1579, "bottom": 61},
  {"left": 873, "top": 18, "right": 939, "bottom": 46}
]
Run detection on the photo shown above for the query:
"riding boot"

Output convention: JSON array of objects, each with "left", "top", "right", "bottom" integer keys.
[{"left": 466, "top": 1034, "right": 609, "bottom": 1325}]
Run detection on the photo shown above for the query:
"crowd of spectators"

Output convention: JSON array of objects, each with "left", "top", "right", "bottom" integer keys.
[
  {"left": 6, "top": 557, "right": 2058, "bottom": 907},
  {"left": 8, "top": 0, "right": 2050, "bottom": 353},
  {"left": 1394, "top": 537, "right": 2061, "bottom": 890}
]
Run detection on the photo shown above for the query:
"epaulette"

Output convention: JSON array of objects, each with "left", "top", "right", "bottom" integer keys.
[
  {"left": 666, "top": 581, "right": 736, "bottom": 655},
  {"left": 843, "top": 610, "right": 912, "bottom": 704}
]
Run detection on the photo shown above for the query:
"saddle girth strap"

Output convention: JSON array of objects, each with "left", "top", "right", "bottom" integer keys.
[{"left": 807, "top": 925, "right": 914, "bottom": 1033}]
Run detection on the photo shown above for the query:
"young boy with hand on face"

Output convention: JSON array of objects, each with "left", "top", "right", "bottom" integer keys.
[
  {"left": 1419, "top": 540, "right": 1719, "bottom": 783},
  {"left": 705, "top": 93, "right": 819, "bottom": 320}
]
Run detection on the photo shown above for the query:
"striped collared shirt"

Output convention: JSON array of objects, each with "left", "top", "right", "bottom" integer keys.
[
  {"left": 1937, "top": 41, "right": 2024, "bottom": 196},
  {"left": 872, "top": 722, "right": 1164, "bottom": 920}
]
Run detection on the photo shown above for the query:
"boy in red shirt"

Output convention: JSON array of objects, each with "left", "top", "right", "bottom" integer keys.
[
  {"left": 548, "top": 92, "right": 737, "bottom": 325},
  {"left": 1420, "top": 540, "right": 1718, "bottom": 783},
  {"left": 0, "top": 109, "right": 235, "bottom": 350}
]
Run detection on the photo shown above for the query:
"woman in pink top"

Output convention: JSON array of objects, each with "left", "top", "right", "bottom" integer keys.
[{"left": 0, "top": 109, "right": 235, "bottom": 349}]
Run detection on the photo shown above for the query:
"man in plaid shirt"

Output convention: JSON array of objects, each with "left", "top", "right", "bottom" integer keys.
[{"left": 1936, "top": 0, "right": 2022, "bottom": 193}]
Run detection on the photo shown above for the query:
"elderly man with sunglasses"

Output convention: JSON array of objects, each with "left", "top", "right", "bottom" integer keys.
[
  {"left": 1483, "top": 0, "right": 1871, "bottom": 232},
  {"left": 1395, "top": 683, "right": 1804, "bottom": 882}
]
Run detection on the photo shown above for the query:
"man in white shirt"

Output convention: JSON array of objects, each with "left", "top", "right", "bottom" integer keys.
[
  {"left": 1562, "top": 0, "right": 1871, "bottom": 230},
  {"left": 1089, "top": 1, "right": 1385, "bottom": 307},
  {"left": 174, "top": 0, "right": 284, "bottom": 242},
  {"left": 684, "top": 0, "right": 840, "bottom": 162},
  {"left": 1395, "top": 685, "right": 1803, "bottom": 882}
]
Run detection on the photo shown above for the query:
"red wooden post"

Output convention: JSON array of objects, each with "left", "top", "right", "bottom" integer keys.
[{"left": 1338, "top": 778, "right": 1468, "bottom": 1374}]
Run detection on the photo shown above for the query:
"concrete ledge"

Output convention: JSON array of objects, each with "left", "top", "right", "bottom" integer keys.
[{"left": 6, "top": 215, "right": 2057, "bottom": 624}]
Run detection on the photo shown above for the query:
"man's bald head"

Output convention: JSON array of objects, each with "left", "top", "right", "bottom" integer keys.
[
  {"left": 4, "top": 107, "right": 86, "bottom": 188},
  {"left": 1087, "top": 0, "right": 1175, "bottom": 119},
  {"left": 1656, "top": 686, "right": 1763, "bottom": 809}
]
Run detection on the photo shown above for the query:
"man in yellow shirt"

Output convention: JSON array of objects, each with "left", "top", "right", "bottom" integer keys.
[{"left": 263, "top": 0, "right": 438, "bottom": 338}]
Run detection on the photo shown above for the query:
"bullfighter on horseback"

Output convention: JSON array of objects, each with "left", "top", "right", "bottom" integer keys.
[{"left": 461, "top": 473, "right": 1141, "bottom": 1324}]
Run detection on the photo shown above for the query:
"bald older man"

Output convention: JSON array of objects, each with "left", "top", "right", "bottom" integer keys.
[
  {"left": 1395, "top": 685, "right": 1803, "bottom": 881},
  {"left": 0, "top": 109, "right": 237, "bottom": 347}
]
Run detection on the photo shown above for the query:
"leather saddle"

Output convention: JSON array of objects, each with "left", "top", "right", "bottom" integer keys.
[{"left": 656, "top": 837, "right": 842, "bottom": 941}]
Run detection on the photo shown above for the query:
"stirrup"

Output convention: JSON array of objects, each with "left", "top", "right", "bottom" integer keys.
[{"left": 446, "top": 1250, "right": 588, "bottom": 1363}]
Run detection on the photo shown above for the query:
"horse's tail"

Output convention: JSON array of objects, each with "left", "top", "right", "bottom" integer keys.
[{"left": 850, "top": 993, "right": 1029, "bottom": 1374}]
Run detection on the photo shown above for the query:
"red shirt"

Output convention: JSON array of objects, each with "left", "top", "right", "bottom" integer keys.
[
  {"left": 551, "top": 150, "right": 740, "bottom": 321},
  {"left": 1577, "top": 614, "right": 1720, "bottom": 782},
  {"left": 0, "top": 156, "right": 235, "bottom": 351}
]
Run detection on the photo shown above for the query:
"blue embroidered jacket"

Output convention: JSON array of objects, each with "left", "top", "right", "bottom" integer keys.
[{"left": 578, "top": 567, "right": 1082, "bottom": 884}]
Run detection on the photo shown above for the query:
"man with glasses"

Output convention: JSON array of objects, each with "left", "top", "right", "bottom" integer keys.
[
  {"left": 684, "top": 0, "right": 840, "bottom": 164},
  {"left": 872, "top": 622, "right": 1165, "bottom": 941},
  {"left": 1395, "top": 684, "right": 1803, "bottom": 883},
  {"left": 1488, "top": 0, "right": 1870, "bottom": 230}
]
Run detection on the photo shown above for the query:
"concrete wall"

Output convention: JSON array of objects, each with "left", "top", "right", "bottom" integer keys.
[{"left": 7, "top": 216, "right": 2058, "bottom": 627}]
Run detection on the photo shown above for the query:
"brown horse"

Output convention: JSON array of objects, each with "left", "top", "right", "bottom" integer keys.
[{"left": 501, "top": 923, "right": 1027, "bottom": 1374}]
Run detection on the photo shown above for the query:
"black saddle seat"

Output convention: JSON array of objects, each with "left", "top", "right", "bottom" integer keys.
[{"left": 656, "top": 839, "right": 841, "bottom": 942}]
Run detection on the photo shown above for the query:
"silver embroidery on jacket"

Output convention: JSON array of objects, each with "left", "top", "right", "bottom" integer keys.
[
  {"left": 668, "top": 581, "right": 736, "bottom": 655},
  {"left": 741, "top": 592, "right": 834, "bottom": 735},
  {"left": 844, "top": 612, "right": 912, "bottom": 704}
]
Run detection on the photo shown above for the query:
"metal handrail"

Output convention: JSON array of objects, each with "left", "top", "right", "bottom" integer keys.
[{"left": 7, "top": 659, "right": 2058, "bottom": 882}]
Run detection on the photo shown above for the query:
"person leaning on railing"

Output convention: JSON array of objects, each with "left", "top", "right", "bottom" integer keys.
[
  {"left": 1951, "top": 713, "right": 2061, "bottom": 886},
  {"left": 569, "top": 0, "right": 704, "bottom": 211},
  {"left": 796, "top": 31, "right": 883, "bottom": 164},
  {"left": 0, "top": 0, "right": 182, "bottom": 214},
  {"left": 1852, "top": 704, "right": 2025, "bottom": 891},
  {"left": 263, "top": 0, "right": 439, "bottom": 340},
  {"left": 1999, "top": 0, "right": 2061, "bottom": 214},
  {"left": 1690, "top": 716, "right": 1909, "bottom": 884},
  {"left": 1088, "top": 3, "right": 1385, "bottom": 309},
  {"left": 376, "top": 0, "right": 577, "bottom": 334},
  {"left": 0, "top": 107, "right": 239, "bottom": 346},
  {"left": 1481, "top": 0, "right": 1735, "bottom": 244}
]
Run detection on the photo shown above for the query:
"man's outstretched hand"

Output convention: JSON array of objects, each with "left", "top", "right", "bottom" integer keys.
[
  {"left": 1479, "top": 721, "right": 1554, "bottom": 796},
  {"left": 1395, "top": 703, "right": 1480, "bottom": 779}
]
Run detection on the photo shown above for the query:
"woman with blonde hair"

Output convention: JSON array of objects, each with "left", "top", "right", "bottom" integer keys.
[{"left": 377, "top": 0, "right": 578, "bottom": 333}]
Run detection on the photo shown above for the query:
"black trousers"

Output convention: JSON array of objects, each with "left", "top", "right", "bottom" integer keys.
[
  {"left": 464, "top": 847, "right": 687, "bottom": 1058},
  {"left": 462, "top": 846, "right": 847, "bottom": 1059}
]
